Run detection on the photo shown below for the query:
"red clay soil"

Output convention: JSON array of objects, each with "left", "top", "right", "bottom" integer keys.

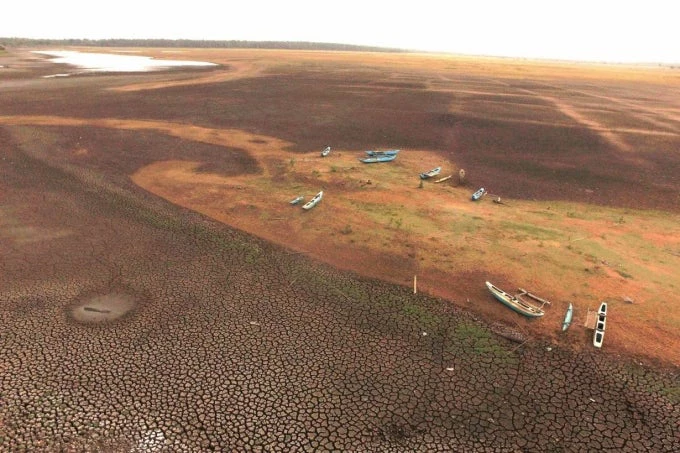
[
  {"left": 2, "top": 47, "right": 680, "bottom": 452},
  {"left": 2, "top": 47, "right": 680, "bottom": 368}
]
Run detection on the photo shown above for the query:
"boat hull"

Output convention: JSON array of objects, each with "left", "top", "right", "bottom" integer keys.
[
  {"left": 302, "top": 191, "right": 323, "bottom": 210},
  {"left": 365, "top": 149, "right": 399, "bottom": 156},
  {"left": 420, "top": 167, "right": 442, "bottom": 179},
  {"left": 485, "top": 281, "right": 545, "bottom": 318},
  {"left": 562, "top": 303, "right": 573, "bottom": 331},
  {"left": 471, "top": 188, "right": 486, "bottom": 200},
  {"left": 360, "top": 155, "right": 396, "bottom": 163},
  {"left": 593, "top": 302, "right": 607, "bottom": 348}
]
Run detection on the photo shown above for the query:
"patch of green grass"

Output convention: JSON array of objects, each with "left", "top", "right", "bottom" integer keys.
[
  {"left": 616, "top": 269, "right": 633, "bottom": 279},
  {"left": 389, "top": 217, "right": 403, "bottom": 229},
  {"left": 449, "top": 213, "right": 484, "bottom": 235},
  {"left": 498, "top": 220, "right": 560, "bottom": 241},
  {"left": 402, "top": 303, "right": 440, "bottom": 329},
  {"left": 659, "top": 386, "right": 680, "bottom": 404},
  {"left": 566, "top": 211, "right": 585, "bottom": 219},
  {"left": 451, "top": 320, "right": 511, "bottom": 358},
  {"left": 528, "top": 209, "right": 557, "bottom": 219},
  {"left": 244, "top": 245, "right": 262, "bottom": 264}
]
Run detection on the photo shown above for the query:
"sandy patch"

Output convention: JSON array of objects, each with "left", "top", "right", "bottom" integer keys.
[{"left": 70, "top": 293, "right": 137, "bottom": 324}]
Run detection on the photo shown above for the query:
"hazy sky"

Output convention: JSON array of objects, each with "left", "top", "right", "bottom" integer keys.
[{"left": 6, "top": 0, "right": 678, "bottom": 63}]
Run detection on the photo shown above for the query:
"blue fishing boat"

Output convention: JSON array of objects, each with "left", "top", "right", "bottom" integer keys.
[
  {"left": 302, "top": 191, "right": 323, "bottom": 210},
  {"left": 321, "top": 146, "right": 331, "bottom": 157},
  {"left": 419, "top": 166, "right": 442, "bottom": 180},
  {"left": 562, "top": 303, "right": 573, "bottom": 331},
  {"left": 485, "top": 281, "right": 546, "bottom": 318},
  {"left": 365, "top": 149, "right": 400, "bottom": 157},
  {"left": 471, "top": 187, "right": 486, "bottom": 201},
  {"left": 360, "top": 154, "right": 397, "bottom": 163}
]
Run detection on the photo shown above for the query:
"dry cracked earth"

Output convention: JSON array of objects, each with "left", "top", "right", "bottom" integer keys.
[{"left": 1, "top": 49, "right": 679, "bottom": 452}]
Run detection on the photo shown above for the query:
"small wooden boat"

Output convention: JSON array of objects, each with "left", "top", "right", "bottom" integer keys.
[
  {"left": 562, "top": 303, "right": 573, "bottom": 331},
  {"left": 419, "top": 166, "right": 442, "bottom": 180},
  {"left": 289, "top": 195, "right": 304, "bottom": 205},
  {"left": 471, "top": 188, "right": 486, "bottom": 201},
  {"left": 365, "top": 149, "right": 400, "bottom": 156},
  {"left": 434, "top": 175, "right": 452, "bottom": 183},
  {"left": 302, "top": 191, "right": 323, "bottom": 210},
  {"left": 593, "top": 302, "right": 607, "bottom": 348},
  {"left": 485, "top": 281, "right": 546, "bottom": 318},
  {"left": 321, "top": 146, "right": 331, "bottom": 157},
  {"left": 360, "top": 154, "right": 397, "bottom": 163}
]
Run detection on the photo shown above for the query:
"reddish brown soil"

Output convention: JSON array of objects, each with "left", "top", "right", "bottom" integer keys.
[
  {"left": 3, "top": 48, "right": 680, "bottom": 365},
  {"left": 1, "top": 48, "right": 678, "bottom": 451}
]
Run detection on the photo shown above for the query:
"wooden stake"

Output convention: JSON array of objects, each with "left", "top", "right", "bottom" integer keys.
[
  {"left": 413, "top": 275, "right": 417, "bottom": 294},
  {"left": 508, "top": 338, "right": 530, "bottom": 354}
]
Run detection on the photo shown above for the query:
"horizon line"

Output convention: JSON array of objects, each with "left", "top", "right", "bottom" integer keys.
[{"left": 2, "top": 37, "right": 678, "bottom": 67}]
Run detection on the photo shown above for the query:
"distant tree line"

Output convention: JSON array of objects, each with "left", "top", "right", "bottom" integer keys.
[{"left": 0, "top": 37, "right": 405, "bottom": 53}]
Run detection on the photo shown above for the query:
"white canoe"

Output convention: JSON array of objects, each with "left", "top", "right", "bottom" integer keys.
[
  {"left": 302, "top": 191, "right": 323, "bottom": 210},
  {"left": 593, "top": 302, "right": 607, "bottom": 348},
  {"left": 562, "top": 303, "right": 573, "bottom": 331}
]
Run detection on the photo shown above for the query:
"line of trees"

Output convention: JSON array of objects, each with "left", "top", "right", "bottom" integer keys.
[{"left": 0, "top": 37, "right": 405, "bottom": 53}]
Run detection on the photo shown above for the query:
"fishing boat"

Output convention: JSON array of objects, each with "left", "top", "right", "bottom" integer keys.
[
  {"left": 321, "top": 146, "right": 331, "bottom": 157},
  {"left": 593, "top": 302, "right": 607, "bottom": 348},
  {"left": 360, "top": 154, "right": 397, "bottom": 163},
  {"left": 562, "top": 303, "right": 573, "bottom": 331},
  {"left": 471, "top": 187, "right": 486, "bottom": 201},
  {"left": 434, "top": 175, "right": 452, "bottom": 183},
  {"left": 485, "top": 281, "right": 546, "bottom": 318},
  {"left": 419, "top": 166, "right": 442, "bottom": 180},
  {"left": 302, "top": 191, "right": 323, "bottom": 210},
  {"left": 365, "top": 149, "right": 400, "bottom": 156},
  {"left": 289, "top": 195, "right": 304, "bottom": 205}
]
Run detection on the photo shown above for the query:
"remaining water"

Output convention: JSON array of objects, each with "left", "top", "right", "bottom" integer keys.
[{"left": 34, "top": 50, "right": 217, "bottom": 74}]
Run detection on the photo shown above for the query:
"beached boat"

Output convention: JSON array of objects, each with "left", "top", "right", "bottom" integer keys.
[
  {"left": 485, "top": 281, "right": 546, "bottom": 318},
  {"left": 321, "top": 146, "right": 331, "bottom": 157},
  {"left": 434, "top": 175, "right": 452, "bottom": 183},
  {"left": 289, "top": 195, "right": 304, "bottom": 205},
  {"left": 562, "top": 303, "right": 573, "bottom": 331},
  {"left": 302, "top": 191, "right": 323, "bottom": 210},
  {"left": 471, "top": 187, "right": 486, "bottom": 201},
  {"left": 365, "top": 149, "right": 400, "bottom": 156},
  {"left": 360, "top": 154, "right": 397, "bottom": 163},
  {"left": 419, "top": 166, "right": 442, "bottom": 180},
  {"left": 593, "top": 302, "right": 607, "bottom": 348}
]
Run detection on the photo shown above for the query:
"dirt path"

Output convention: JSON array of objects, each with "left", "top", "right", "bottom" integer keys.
[
  {"left": 519, "top": 89, "right": 633, "bottom": 151},
  {"left": 563, "top": 86, "right": 680, "bottom": 131}
]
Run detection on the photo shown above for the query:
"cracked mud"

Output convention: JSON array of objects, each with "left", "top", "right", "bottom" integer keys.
[{"left": 0, "top": 47, "right": 678, "bottom": 452}]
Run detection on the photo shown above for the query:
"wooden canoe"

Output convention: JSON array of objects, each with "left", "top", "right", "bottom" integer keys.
[{"left": 485, "top": 281, "right": 545, "bottom": 318}]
